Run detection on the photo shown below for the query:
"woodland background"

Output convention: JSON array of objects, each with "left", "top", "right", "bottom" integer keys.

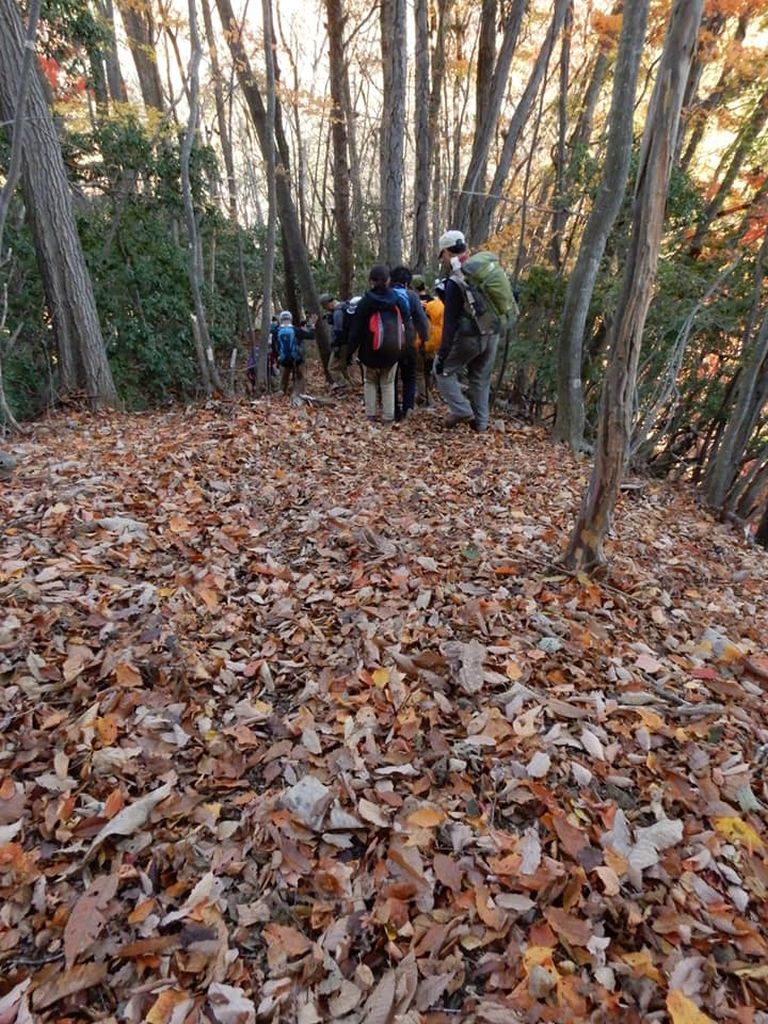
[
  {"left": 0, "top": 0, "right": 767, "bottom": 550},
  {"left": 2, "top": 2, "right": 768, "bottom": 1020}
]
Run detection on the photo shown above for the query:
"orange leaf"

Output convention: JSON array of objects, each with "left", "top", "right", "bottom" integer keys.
[
  {"left": 145, "top": 988, "right": 194, "bottom": 1024},
  {"left": 114, "top": 662, "right": 143, "bottom": 688},
  {"left": 104, "top": 789, "right": 125, "bottom": 819},
  {"left": 406, "top": 806, "right": 446, "bottom": 829},
  {"left": 544, "top": 906, "right": 593, "bottom": 947}
]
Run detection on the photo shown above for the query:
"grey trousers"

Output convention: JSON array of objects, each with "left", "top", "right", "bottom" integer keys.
[{"left": 435, "top": 333, "right": 498, "bottom": 429}]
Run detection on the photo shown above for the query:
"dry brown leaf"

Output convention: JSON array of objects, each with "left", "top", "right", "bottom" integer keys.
[
  {"left": 544, "top": 906, "right": 593, "bottom": 947},
  {"left": 32, "top": 962, "right": 108, "bottom": 1010},
  {"left": 64, "top": 872, "right": 118, "bottom": 967}
]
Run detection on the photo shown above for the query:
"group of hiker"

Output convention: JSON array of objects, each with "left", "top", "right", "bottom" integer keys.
[{"left": 260, "top": 229, "right": 516, "bottom": 433}]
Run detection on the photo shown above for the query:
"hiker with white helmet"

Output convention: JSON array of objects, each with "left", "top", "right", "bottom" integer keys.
[{"left": 433, "top": 229, "right": 499, "bottom": 432}]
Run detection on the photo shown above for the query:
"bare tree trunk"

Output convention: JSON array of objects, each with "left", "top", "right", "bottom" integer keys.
[
  {"left": 259, "top": 0, "right": 278, "bottom": 387},
  {"left": 423, "top": 0, "right": 448, "bottom": 260},
  {"left": 201, "top": 0, "right": 236, "bottom": 222},
  {"left": 411, "top": 0, "right": 430, "bottom": 272},
  {"left": 380, "top": 0, "right": 406, "bottom": 266},
  {"left": 550, "top": 0, "right": 573, "bottom": 272},
  {"left": 115, "top": 0, "right": 165, "bottom": 111},
  {"left": 703, "top": 305, "right": 768, "bottom": 506},
  {"left": 453, "top": 0, "right": 528, "bottom": 237},
  {"left": 568, "top": 50, "right": 609, "bottom": 155},
  {"left": 553, "top": 0, "right": 649, "bottom": 453},
  {"left": 180, "top": 0, "right": 225, "bottom": 396},
  {"left": 99, "top": 0, "right": 128, "bottom": 104},
  {"left": 562, "top": 0, "right": 704, "bottom": 572},
  {"left": 680, "top": 14, "right": 748, "bottom": 173},
  {"left": 756, "top": 499, "right": 768, "bottom": 549},
  {"left": 215, "top": 0, "right": 332, "bottom": 375},
  {"left": 325, "top": 0, "right": 354, "bottom": 296},
  {"left": 275, "top": 11, "right": 309, "bottom": 246},
  {"left": 340, "top": 42, "right": 365, "bottom": 229},
  {"left": 474, "top": 0, "right": 570, "bottom": 243},
  {"left": 0, "top": 0, "right": 117, "bottom": 408}
]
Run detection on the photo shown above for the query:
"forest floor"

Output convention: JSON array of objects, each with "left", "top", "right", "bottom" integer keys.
[{"left": 1, "top": 382, "right": 768, "bottom": 1024}]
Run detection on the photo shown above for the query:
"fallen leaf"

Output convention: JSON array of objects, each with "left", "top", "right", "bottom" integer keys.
[
  {"left": 667, "top": 990, "right": 716, "bottom": 1024},
  {"left": 64, "top": 872, "right": 118, "bottom": 966},
  {"left": 81, "top": 780, "right": 173, "bottom": 864},
  {"left": 406, "top": 806, "right": 446, "bottom": 828},
  {"left": 712, "top": 815, "right": 765, "bottom": 853},
  {"left": 32, "top": 963, "right": 108, "bottom": 1010},
  {"left": 544, "top": 906, "right": 593, "bottom": 947}
]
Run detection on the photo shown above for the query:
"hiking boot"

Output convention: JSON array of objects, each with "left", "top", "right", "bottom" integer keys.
[
  {"left": 445, "top": 413, "right": 475, "bottom": 428},
  {"left": 471, "top": 420, "right": 488, "bottom": 433}
]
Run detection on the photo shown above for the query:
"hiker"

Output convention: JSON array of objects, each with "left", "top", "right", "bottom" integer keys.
[
  {"left": 347, "top": 265, "right": 404, "bottom": 424},
  {"left": 318, "top": 292, "right": 349, "bottom": 389},
  {"left": 434, "top": 229, "right": 499, "bottom": 432},
  {"left": 420, "top": 279, "right": 445, "bottom": 406},
  {"left": 273, "top": 310, "right": 314, "bottom": 396},
  {"left": 332, "top": 298, "right": 356, "bottom": 388},
  {"left": 390, "top": 266, "right": 428, "bottom": 420}
]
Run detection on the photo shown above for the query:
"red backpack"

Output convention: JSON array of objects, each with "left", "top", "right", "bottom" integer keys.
[{"left": 368, "top": 305, "right": 404, "bottom": 356}]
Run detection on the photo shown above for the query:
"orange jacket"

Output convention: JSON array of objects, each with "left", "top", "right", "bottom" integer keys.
[{"left": 423, "top": 297, "right": 444, "bottom": 355}]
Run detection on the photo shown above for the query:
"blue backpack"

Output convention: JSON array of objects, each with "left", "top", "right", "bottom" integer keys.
[{"left": 276, "top": 324, "right": 302, "bottom": 366}]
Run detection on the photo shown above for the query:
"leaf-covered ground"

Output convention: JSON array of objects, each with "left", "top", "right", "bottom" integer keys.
[{"left": 1, "top": 389, "right": 768, "bottom": 1024}]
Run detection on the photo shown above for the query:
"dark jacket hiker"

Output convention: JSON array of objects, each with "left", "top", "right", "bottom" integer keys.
[{"left": 348, "top": 265, "right": 403, "bottom": 423}]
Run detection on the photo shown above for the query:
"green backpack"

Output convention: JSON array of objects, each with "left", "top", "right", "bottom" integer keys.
[{"left": 461, "top": 251, "right": 518, "bottom": 333}]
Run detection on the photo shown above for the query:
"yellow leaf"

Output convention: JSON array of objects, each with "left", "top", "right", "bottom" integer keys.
[
  {"left": 372, "top": 667, "right": 390, "bottom": 687},
  {"left": 621, "top": 951, "right": 663, "bottom": 984},
  {"left": 635, "top": 708, "right": 665, "bottom": 732},
  {"left": 523, "top": 945, "right": 557, "bottom": 973},
  {"left": 667, "top": 990, "right": 716, "bottom": 1024},
  {"left": 712, "top": 816, "right": 765, "bottom": 853},
  {"left": 406, "top": 806, "right": 446, "bottom": 829}
]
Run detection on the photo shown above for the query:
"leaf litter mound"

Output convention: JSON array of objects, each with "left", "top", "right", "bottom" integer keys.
[{"left": 1, "top": 393, "right": 767, "bottom": 1024}]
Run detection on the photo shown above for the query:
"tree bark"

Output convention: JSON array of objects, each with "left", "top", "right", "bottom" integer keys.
[
  {"left": 452, "top": 0, "right": 528, "bottom": 237},
  {"left": 474, "top": 0, "right": 569, "bottom": 243},
  {"left": 201, "top": 0, "right": 237, "bottom": 222},
  {"left": 180, "top": 0, "right": 225, "bottom": 396},
  {"left": 552, "top": 0, "right": 649, "bottom": 452},
  {"left": 550, "top": 0, "right": 573, "bottom": 272},
  {"left": 410, "top": 0, "right": 430, "bottom": 272},
  {"left": 215, "top": 0, "right": 332, "bottom": 373},
  {"left": 703, "top": 311, "right": 768, "bottom": 507},
  {"left": 423, "top": 0, "right": 448, "bottom": 261},
  {"left": 259, "top": 0, "right": 278, "bottom": 386},
  {"left": 0, "top": 0, "right": 117, "bottom": 408},
  {"left": 100, "top": 0, "right": 128, "bottom": 104},
  {"left": 756, "top": 499, "right": 768, "bottom": 549},
  {"left": 325, "top": 0, "right": 354, "bottom": 296},
  {"left": 379, "top": 0, "right": 407, "bottom": 266},
  {"left": 115, "top": 0, "right": 165, "bottom": 111},
  {"left": 680, "top": 14, "right": 748, "bottom": 173},
  {"left": 562, "top": 0, "right": 704, "bottom": 572}
]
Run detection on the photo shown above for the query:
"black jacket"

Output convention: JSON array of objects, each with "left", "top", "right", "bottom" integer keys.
[{"left": 348, "top": 286, "right": 404, "bottom": 369}]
